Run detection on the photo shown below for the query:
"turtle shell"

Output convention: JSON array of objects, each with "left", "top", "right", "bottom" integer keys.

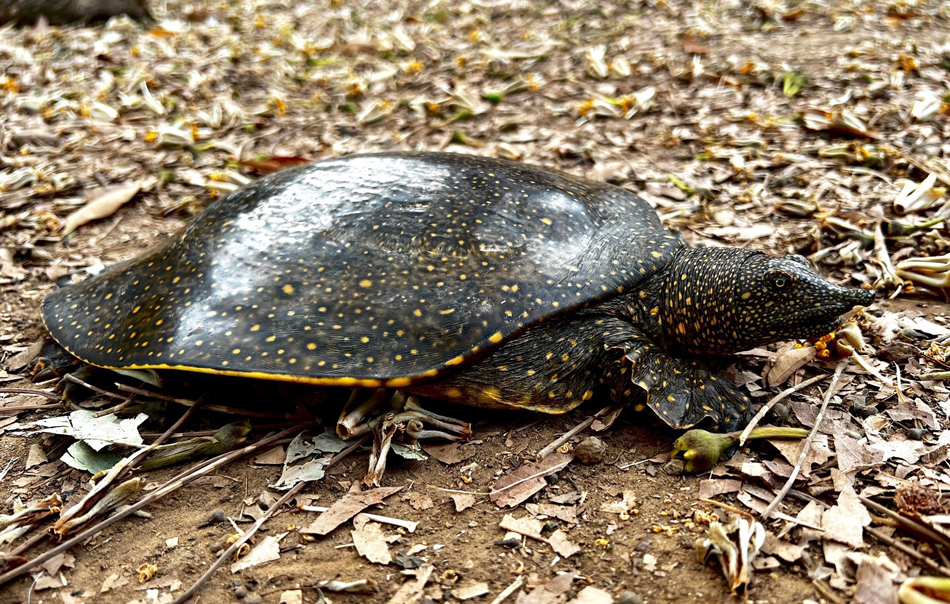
[{"left": 43, "top": 153, "right": 681, "bottom": 387}]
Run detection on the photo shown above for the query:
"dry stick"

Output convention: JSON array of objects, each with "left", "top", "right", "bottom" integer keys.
[
  {"left": 698, "top": 498, "right": 755, "bottom": 520},
  {"left": 738, "top": 374, "right": 827, "bottom": 446},
  {"left": 812, "top": 579, "right": 845, "bottom": 604},
  {"left": 0, "top": 424, "right": 310, "bottom": 587},
  {"left": 0, "top": 403, "right": 62, "bottom": 413},
  {"left": 55, "top": 396, "right": 205, "bottom": 534},
  {"left": 535, "top": 406, "right": 611, "bottom": 460},
  {"left": 0, "top": 388, "right": 61, "bottom": 402},
  {"left": 866, "top": 526, "right": 950, "bottom": 577},
  {"left": 761, "top": 362, "right": 847, "bottom": 520},
  {"left": 115, "top": 383, "right": 293, "bottom": 419},
  {"left": 11, "top": 400, "right": 204, "bottom": 558},
  {"left": 63, "top": 373, "right": 123, "bottom": 399},
  {"left": 860, "top": 496, "right": 950, "bottom": 551},
  {"left": 171, "top": 435, "right": 369, "bottom": 604}
]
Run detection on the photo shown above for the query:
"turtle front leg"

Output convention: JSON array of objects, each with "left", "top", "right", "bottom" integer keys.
[{"left": 610, "top": 331, "right": 754, "bottom": 431}]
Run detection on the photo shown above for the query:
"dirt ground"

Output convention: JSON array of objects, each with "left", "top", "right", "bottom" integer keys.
[{"left": 3, "top": 1, "right": 950, "bottom": 603}]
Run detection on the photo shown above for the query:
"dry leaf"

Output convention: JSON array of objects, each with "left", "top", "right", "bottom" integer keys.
[
  {"left": 822, "top": 484, "right": 871, "bottom": 548},
  {"left": 403, "top": 493, "right": 433, "bottom": 511},
  {"left": 386, "top": 564, "right": 433, "bottom": 604},
  {"left": 599, "top": 490, "right": 638, "bottom": 514},
  {"left": 451, "top": 493, "right": 476, "bottom": 512},
  {"left": 455, "top": 581, "right": 490, "bottom": 600},
  {"left": 422, "top": 442, "right": 477, "bottom": 465},
  {"left": 853, "top": 557, "right": 899, "bottom": 604},
  {"left": 351, "top": 517, "right": 392, "bottom": 565},
  {"left": 525, "top": 503, "right": 579, "bottom": 524},
  {"left": 231, "top": 534, "right": 283, "bottom": 573},
  {"left": 767, "top": 346, "right": 817, "bottom": 386},
  {"left": 61, "top": 181, "right": 142, "bottom": 236},
  {"left": 500, "top": 514, "right": 544, "bottom": 540},
  {"left": 567, "top": 586, "right": 613, "bottom": 604},
  {"left": 516, "top": 572, "right": 574, "bottom": 604},
  {"left": 547, "top": 530, "right": 581, "bottom": 558},
  {"left": 698, "top": 479, "right": 741, "bottom": 500},
  {"left": 491, "top": 453, "right": 572, "bottom": 508},
  {"left": 761, "top": 532, "right": 805, "bottom": 563},
  {"left": 301, "top": 486, "right": 403, "bottom": 536},
  {"left": 279, "top": 590, "right": 303, "bottom": 604}
]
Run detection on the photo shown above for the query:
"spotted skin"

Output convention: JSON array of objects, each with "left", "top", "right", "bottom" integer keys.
[{"left": 42, "top": 152, "right": 874, "bottom": 430}]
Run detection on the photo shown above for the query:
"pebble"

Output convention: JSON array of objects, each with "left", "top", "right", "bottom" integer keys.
[
  {"left": 574, "top": 436, "right": 606, "bottom": 465},
  {"left": 615, "top": 591, "right": 644, "bottom": 604},
  {"left": 907, "top": 428, "right": 926, "bottom": 440},
  {"left": 244, "top": 595, "right": 262, "bottom": 604},
  {"left": 765, "top": 402, "right": 790, "bottom": 423},
  {"left": 234, "top": 586, "right": 248, "bottom": 598},
  {"left": 199, "top": 509, "right": 225, "bottom": 527}
]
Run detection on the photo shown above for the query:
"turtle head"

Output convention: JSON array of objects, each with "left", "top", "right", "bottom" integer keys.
[{"left": 660, "top": 248, "right": 874, "bottom": 356}]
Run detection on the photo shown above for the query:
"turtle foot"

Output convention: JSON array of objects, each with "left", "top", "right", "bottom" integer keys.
[{"left": 622, "top": 340, "right": 754, "bottom": 431}]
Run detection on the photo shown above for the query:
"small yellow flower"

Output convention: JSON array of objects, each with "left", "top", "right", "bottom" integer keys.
[
  {"left": 594, "top": 538, "right": 609, "bottom": 547},
  {"left": 469, "top": 29, "right": 482, "bottom": 42},
  {"left": 254, "top": 14, "right": 266, "bottom": 28},
  {"left": 137, "top": 563, "right": 158, "bottom": 583},
  {"left": 577, "top": 98, "right": 595, "bottom": 117},
  {"left": 405, "top": 60, "right": 423, "bottom": 75},
  {"left": 144, "top": 131, "right": 158, "bottom": 143}
]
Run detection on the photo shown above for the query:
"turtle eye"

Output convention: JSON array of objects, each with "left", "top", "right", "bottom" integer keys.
[{"left": 766, "top": 270, "right": 794, "bottom": 292}]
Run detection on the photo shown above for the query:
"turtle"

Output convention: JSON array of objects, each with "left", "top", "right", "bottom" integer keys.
[{"left": 42, "top": 152, "right": 874, "bottom": 431}]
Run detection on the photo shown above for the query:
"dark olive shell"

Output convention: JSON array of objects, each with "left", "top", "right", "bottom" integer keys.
[{"left": 42, "top": 153, "right": 680, "bottom": 386}]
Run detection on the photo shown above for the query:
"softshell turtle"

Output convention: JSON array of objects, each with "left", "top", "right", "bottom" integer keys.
[{"left": 42, "top": 153, "right": 873, "bottom": 431}]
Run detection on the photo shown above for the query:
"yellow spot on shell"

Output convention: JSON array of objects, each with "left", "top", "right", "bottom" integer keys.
[
  {"left": 359, "top": 279, "right": 373, "bottom": 288},
  {"left": 489, "top": 331, "right": 504, "bottom": 344},
  {"left": 446, "top": 355, "right": 465, "bottom": 367},
  {"left": 282, "top": 284, "right": 294, "bottom": 294},
  {"left": 446, "top": 387, "right": 463, "bottom": 398},
  {"left": 385, "top": 377, "right": 413, "bottom": 388}
]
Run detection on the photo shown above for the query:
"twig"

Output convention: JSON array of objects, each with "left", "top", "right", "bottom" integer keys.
[
  {"left": 63, "top": 373, "right": 122, "bottom": 399},
  {"left": 0, "top": 403, "right": 63, "bottom": 413},
  {"left": 0, "top": 424, "right": 311, "bottom": 587},
  {"left": 114, "top": 383, "right": 294, "bottom": 419},
  {"left": 489, "top": 575, "right": 524, "bottom": 604},
  {"left": 866, "top": 526, "right": 950, "bottom": 577},
  {"left": 697, "top": 498, "right": 754, "bottom": 520},
  {"left": 298, "top": 506, "right": 417, "bottom": 532},
  {"left": 0, "top": 388, "right": 61, "bottom": 402},
  {"left": 738, "top": 374, "right": 827, "bottom": 446},
  {"left": 535, "top": 406, "right": 610, "bottom": 460},
  {"left": 55, "top": 396, "right": 204, "bottom": 532},
  {"left": 171, "top": 434, "right": 368, "bottom": 604},
  {"left": 171, "top": 482, "right": 306, "bottom": 604},
  {"left": 920, "top": 371, "right": 950, "bottom": 380},
  {"left": 860, "top": 496, "right": 950, "bottom": 551},
  {"left": 813, "top": 579, "right": 845, "bottom": 604},
  {"left": 761, "top": 362, "right": 847, "bottom": 520}
]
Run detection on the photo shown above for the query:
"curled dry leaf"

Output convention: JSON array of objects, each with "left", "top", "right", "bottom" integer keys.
[
  {"left": 767, "top": 345, "right": 817, "bottom": 387},
  {"left": 61, "top": 180, "right": 143, "bottom": 237}
]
